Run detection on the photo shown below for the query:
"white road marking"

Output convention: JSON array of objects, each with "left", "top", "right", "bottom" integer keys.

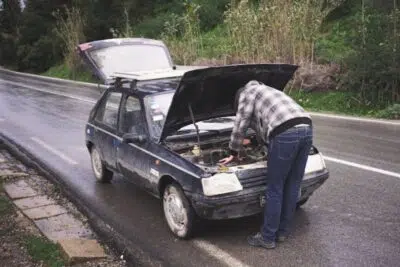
[
  {"left": 0, "top": 79, "right": 97, "bottom": 105},
  {"left": 31, "top": 137, "right": 78, "bottom": 165},
  {"left": 323, "top": 155, "right": 400, "bottom": 179},
  {"left": 193, "top": 240, "right": 251, "bottom": 267},
  {"left": 309, "top": 112, "right": 400, "bottom": 126}
]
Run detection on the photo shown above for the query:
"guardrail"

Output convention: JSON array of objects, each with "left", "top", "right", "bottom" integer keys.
[
  {"left": 0, "top": 67, "right": 104, "bottom": 89},
  {"left": 0, "top": 65, "right": 203, "bottom": 90}
]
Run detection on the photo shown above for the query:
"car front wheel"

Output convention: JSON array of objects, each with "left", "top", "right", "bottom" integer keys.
[
  {"left": 163, "top": 183, "right": 197, "bottom": 239},
  {"left": 90, "top": 146, "right": 113, "bottom": 183}
]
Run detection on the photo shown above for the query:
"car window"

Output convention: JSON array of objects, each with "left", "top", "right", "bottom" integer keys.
[
  {"left": 144, "top": 92, "right": 174, "bottom": 139},
  {"left": 95, "top": 92, "right": 122, "bottom": 129},
  {"left": 119, "top": 96, "right": 146, "bottom": 135}
]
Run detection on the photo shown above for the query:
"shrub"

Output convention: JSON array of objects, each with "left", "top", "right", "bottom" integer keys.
[
  {"left": 341, "top": 4, "right": 400, "bottom": 105},
  {"left": 17, "top": 34, "right": 63, "bottom": 73},
  {"left": 161, "top": 0, "right": 203, "bottom": 64},
  {"left": 223, "top": 0, "right": 330, "bottom": 64},
  {"left": 376, "top": 104, "right": 400, "bottom": 119},
  {"left": 54, "top": 6, "right": 86, "bottom": 80}
]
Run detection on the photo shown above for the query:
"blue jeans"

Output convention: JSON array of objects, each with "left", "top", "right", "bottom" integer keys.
[{"left": 261, "top": 126, "right": 313, "bottom": 242}]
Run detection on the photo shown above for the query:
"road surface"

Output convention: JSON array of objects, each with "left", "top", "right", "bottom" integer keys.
[{"left": 1, "top": 71, "right": 399, "bottom": 267}]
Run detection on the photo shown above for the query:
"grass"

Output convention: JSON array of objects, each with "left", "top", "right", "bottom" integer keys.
[
  {"left": 0, "top": 182, "right": 12, "bottom": 216},
  {"left": 0, "top": 194, "right": 12, "bottom": 215},
  {"left": 287, "top": 90, "right": 384, "bottom": 117},
  {"left": 42, "top": 64, "right": 98, "bottom": 83},
  {"left": 25, "top": 236, "right": 66, "bottom": 267}
]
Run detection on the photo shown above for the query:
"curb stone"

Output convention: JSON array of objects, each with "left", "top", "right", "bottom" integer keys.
[
  {"left": 58, "top": 239, "right": 107, "bottom": 265},
  {"left": 14, "top": 195, "right": 56, "bottom": 210}
]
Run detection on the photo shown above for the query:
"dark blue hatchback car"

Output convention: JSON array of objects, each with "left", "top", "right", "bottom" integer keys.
[{"left": 78, "top": 38, "right": 329, "bottom": 239}]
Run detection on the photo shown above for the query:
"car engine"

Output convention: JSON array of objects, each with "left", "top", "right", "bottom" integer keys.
[{"left": 179, "top": 140, "right": 267, "bottom": 167}]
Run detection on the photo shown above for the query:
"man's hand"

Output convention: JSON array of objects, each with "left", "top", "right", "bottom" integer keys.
[
  {"left": 219, "top": 155, "right": 235, "bottom": 165},
  {"left": 242, "top": 138, "right": 251, "bottom": 145}
]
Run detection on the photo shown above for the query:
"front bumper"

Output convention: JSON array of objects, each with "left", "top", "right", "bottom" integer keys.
[{"left": 189, "top": 169, "right": 329, "bottom": 220}]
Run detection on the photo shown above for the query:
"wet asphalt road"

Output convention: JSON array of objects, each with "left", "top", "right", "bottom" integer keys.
[{"left": 0, "top": 72, "right": 399, "bottom": 267}]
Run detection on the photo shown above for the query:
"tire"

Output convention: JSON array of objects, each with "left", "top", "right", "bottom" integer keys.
[
  {"left": 90, "top": 146, "right": 113, "bottom": 183},
  {"left": 296, "top": 197, "right": 309, "bottom": 209},
  {"left": 162, "top": 183, "right": 197, "bottom": 239}
]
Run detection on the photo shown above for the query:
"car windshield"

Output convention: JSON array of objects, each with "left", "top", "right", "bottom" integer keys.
[
  {"left": 144, "top": 92, "right": 174, "bottom": 139},
  {"left": 89, "top": 44, "right": 172, "bottom": 79},
  {"left": 144, "top": 92, "right": 235, "bottom": 140}
]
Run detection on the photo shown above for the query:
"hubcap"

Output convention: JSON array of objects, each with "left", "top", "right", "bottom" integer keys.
[
  {"left": 91, "top": 149, "right": 102, "bottom": 179},
  {"left": 164, "top": 189, "right": 187, "bottom": 233}
]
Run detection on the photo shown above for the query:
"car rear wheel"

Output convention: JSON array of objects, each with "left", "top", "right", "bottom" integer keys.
[
  {"left": 163, "top": 183, "right": 197, "bottom": 239},
  {"left": 90, "top": 146, "right": 113, "bottom": 183},
  {"left": 296, "top": 197, "right": 309, "bottom": 209}
]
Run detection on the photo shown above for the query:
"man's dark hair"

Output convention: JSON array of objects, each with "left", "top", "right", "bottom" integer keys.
[{"left": 234, "top": 86, "right": 246, "bottom": 112}]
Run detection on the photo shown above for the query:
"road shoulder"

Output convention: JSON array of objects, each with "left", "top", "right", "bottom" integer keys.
[{"left": 0, "top": 145, "right": 126, "bottom": 266}]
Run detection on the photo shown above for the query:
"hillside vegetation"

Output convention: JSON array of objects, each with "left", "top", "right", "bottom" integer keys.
[{"left": 0, "top": 0, "right": 399, "bottom": 118}]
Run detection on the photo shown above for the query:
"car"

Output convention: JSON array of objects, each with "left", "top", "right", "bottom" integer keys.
[{"left": 77, "top": 38, "right": 330, "bottom": 239}]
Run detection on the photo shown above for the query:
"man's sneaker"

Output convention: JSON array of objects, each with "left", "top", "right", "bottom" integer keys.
[
  {"left": 276, "top": 235, "right": 286, "bottom": 243},
  {"left": 247, "top": 233, "right": 276, "bottom": 249}
]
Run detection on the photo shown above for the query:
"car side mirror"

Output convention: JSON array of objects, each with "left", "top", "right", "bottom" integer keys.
[{"left": 122, "top": 133, "right": 147, "bottom": 144}]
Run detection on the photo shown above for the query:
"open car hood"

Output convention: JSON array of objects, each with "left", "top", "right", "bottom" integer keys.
[
  {"left": 159, "top": 64, "right": 298, "bottom": 141},
  {"left": 77, "top": 38, "right": 174, "bottom": 83}
]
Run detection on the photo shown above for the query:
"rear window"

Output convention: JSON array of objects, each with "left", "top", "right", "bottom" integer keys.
[{"left": 90, "top": 44, "right": 172, "bottom": 78}]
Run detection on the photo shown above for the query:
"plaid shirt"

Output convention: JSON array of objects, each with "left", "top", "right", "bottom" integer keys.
[{"left": 229, "top": 80, "right": 310, "bottom": 153}]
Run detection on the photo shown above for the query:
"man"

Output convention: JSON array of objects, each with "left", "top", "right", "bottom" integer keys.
[{"left": 219, "top": 80, "right": 313, "bottom": 249}]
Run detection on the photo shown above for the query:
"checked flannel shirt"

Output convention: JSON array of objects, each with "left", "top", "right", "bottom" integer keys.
[{"left": 229, "top": 80, "right": 310, "bottom": 154}]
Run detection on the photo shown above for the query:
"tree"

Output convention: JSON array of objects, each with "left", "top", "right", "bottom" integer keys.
[
  {"left": 0, "top": 0, "right": 21, "bottom": 67},
  {"left": 15, "top": 0, "right": 73, "bottom": 71},
  {"left": 0, "top": 0, "right": 21, "bottom": 34}
]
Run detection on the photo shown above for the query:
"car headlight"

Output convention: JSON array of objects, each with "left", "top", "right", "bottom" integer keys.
[
  {"left": 304, "top": 153, "right": 326, "bottom": 175},
  {"left": 201, "top": 173, "right": 243, "bottom": 196}
]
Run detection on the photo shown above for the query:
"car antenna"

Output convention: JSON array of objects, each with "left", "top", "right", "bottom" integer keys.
[{"left": 188, "top": 103, "right": 201, "bottom": 154}]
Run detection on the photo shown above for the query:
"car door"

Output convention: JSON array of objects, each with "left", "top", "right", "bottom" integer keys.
[
  {"left": 93, "top": 91, "right": 122, "bottom": 171},
  {"left": 117, "top": 95, "right": 153, "bottom": 190}
]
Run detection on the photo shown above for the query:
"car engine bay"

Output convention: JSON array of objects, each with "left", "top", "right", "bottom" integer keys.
[{"left": 172, "top": 137, "right": 267, "bottom": 169}]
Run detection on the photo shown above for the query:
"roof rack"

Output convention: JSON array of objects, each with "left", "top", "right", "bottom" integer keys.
[
  {"left": 109, "top": 68, "right": 188, "bottom": 88},
  {"left": 108, "top": 66, "right": 208, "bottom": 89}
]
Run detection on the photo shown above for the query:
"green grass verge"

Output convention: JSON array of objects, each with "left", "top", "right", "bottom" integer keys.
[
  {"left": 0, "top": 182, "right": 13, "bottom": 237},
  {"left": 0, "top": 194, "right": 12, "bottom": 216},
  {"left": 0, "top": 181, "right": 12, "bottom": 217},
  {"left": 25, "top": 236, "right": 66, "bottom": 267},
  {"left": 42, "top": 64, "right": 98, "bottom": 83},
  {"left": 286, "top": 90, "right": 396, "bottom": 119}
]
